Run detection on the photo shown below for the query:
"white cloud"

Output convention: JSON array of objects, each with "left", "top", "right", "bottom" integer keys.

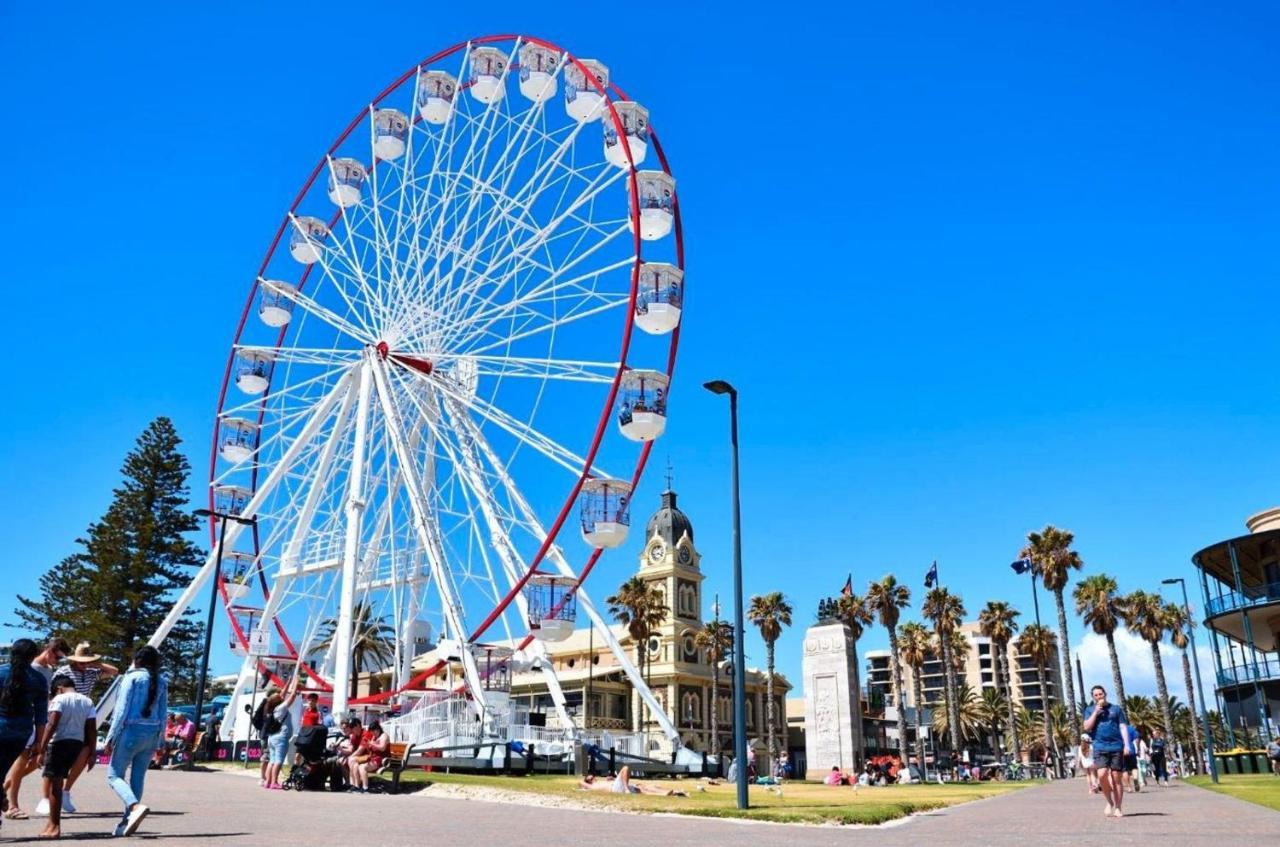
[{"left": 1073, "top": 626, "right": 1211, "bottom": 704}]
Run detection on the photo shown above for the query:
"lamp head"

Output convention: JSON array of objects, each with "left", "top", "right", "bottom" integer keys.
[
  {"left": 194, "top": 508, "right": 213, "bottom": 518},
  {"left": 703, "top": 379, "right": 735, "bottom": 396},
  {"left": 1161, "top": 578, "right": 1181, "bottom": 586}
]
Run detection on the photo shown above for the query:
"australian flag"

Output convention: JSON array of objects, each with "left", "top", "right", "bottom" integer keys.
[
  {"left": 924, "top": 561, "right": 938, "bottom": 588},
  {"left": 1010, "top": 557, "right": 1033, "bottom": 575}
]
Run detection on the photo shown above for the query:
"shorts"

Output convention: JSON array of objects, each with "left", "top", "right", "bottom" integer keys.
[
  {"left": 1094, "top": 750, "right": 1126, "bottom": 772},
  {"left": 268, "top": 734, "right": 290, "bottom": 764},
  {"left": 1124, "top": 754, "right": 1138, "bottom": 772},
  {"left": 43, "top": 739, "right": 85, "bottom": 779}
]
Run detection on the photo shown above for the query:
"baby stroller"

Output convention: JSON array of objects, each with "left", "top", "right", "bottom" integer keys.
[{"left": 283, "top": 725, "right": 345, "bottom": 791}]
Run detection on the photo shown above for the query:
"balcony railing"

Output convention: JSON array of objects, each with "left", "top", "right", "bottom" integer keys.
[
  {"left": 1205, "top": 581, "right": 1280, "bottom": 617},
  {"left": 1216, "top": 658, "right": 1280, "bottom": 688}
]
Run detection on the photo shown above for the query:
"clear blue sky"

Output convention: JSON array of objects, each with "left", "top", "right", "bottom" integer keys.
[{"left": 1, "top": 2, "right": 1277, "bottom": 696}]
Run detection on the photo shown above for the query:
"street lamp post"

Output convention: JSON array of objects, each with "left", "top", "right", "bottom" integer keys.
[
  {"left": 704, "top": 379, "right": 749, "bottom": 811},
  {"left": 1162, "top": 577, "right": 1218, "bottom": 783},
  {"left": 193, "top": 507, "right": 256, "bottom": 761}
]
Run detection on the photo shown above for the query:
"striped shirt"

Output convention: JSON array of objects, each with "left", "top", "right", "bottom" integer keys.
[{"left": 53, "top": 664, "right": 102, "bottom": 697}]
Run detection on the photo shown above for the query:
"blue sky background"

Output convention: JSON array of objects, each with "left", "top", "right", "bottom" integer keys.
[{"left": 1, "top": 3, "right": 1277, "bottom": 700}]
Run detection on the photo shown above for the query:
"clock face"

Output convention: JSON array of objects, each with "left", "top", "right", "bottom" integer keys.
[
  {"left": 677, "top": 545, "right": 693, "bottom": 565},
  {"left": 648, "top": 543, "right": 665, "bottom": 563}
]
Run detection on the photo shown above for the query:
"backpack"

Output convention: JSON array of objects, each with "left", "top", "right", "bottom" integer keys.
[
  {"left": 265, "top": 710, "right": 282, "bottom": 736},
  {"left": 251, "top": 700, "right": 266, "bottom": 732}
]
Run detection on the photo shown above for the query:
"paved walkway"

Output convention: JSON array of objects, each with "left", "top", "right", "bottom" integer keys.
[{"left": 0, "top": 769, "right": 1273, "bottom": 845}]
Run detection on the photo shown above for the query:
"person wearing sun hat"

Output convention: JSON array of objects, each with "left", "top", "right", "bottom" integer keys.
[{"left": 53, "top": 643, "right": 119, "bottom": 699}]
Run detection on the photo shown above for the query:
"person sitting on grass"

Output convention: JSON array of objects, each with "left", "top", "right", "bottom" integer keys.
[
  {"left": 823, "top": 765, "right": 844, "bottom": 786},
  {"left": 36, "top": 675, "right": 96, "bottom": 840}
]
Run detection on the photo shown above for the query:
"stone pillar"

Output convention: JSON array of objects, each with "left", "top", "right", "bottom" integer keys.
[{"left": 802, "top": 622, "right": 863, "bottom": 780}]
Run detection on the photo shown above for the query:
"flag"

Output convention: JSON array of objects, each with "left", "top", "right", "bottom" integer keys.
[
  {"left": 1010, "top": 558, "right": 1033, "bottom": 575},
  {"left": 840, "top": 574, "right": 853, "bottom": 597},
  {"left": 924, "top": 561, "right": 938, "bottom": 588}
]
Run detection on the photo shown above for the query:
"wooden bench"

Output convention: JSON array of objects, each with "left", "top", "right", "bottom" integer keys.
[{"left": 382, "top": 742, "right": 412, "bottom": 794}]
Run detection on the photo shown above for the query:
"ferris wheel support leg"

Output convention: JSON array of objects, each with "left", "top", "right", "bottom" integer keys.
[
  {"left": 331, "top": 359, "right": 375, "bottom": 720},
  {"left": 436, "top": 400, "right": 576, "bottom": 736},
  {"left": 223, "top": 652, "right": 261, "bottom": 743},
  {"left": 368, "top": 354, "right": 489, "bottom": 721},
  {"left": 144, "top": 367, "right": 356, "bottom": 662},
  {"left": 459, "top": 416, "right": 684, "bottom": 750}
]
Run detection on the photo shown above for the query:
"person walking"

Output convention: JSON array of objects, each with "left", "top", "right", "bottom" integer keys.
[
  {"left": 1149, "top": 728, "right": 1170, "bottom": 786},
  {"left": 36, "top": 675, "right": 96, "bottom": 839},
  {"left": 7, "top": 637, "right": 67, "bottom": 820},
  {"left": 1266, "top": 736, "right": 1280, "bottom": 776},
  {"left": 50, "top": 643, "right": 116, "bottom": 815},
  {"left": 0, "top": 639, "right": 49, "bottom": 837},
  {"left": 1082, "top": 684, "right": 1130, "bottom": 819},
  {"left": 104, "top": 646, "right": 167, "bottom": 838}
]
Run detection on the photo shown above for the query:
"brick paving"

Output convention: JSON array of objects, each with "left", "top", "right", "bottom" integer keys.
[{"left": 0, "top": 768, "right": 1273, "bottom": 845}]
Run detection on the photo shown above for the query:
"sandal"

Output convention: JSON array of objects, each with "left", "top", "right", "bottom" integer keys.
[{"left": 4, "top": 808, "right": 28, "bottom": 820}]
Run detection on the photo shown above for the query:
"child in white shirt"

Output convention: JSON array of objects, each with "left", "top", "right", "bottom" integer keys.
[{"left": 36, "top": 676, "right": 96, "bottom": 839}]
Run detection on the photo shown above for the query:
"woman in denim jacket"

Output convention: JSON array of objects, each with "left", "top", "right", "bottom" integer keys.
[{"left": 104, "top": 646, "right": 167, "bottom": 837}]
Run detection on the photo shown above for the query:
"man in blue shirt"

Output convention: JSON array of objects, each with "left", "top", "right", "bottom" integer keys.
[{"left": 1082, "top": 684, "right": 1130, "bottom": 818}]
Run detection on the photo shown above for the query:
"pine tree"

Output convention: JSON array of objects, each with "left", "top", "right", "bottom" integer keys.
[{"left": 15, "top": 417, "right": 208, "bottom": 699}]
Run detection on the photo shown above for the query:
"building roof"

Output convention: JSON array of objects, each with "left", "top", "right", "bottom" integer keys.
[
  {"left": 646, "top": 489, "right": 693, "bottom": 546},
  {"left": 1193, "top": 527, "right": 1280, "bottom": 589}
]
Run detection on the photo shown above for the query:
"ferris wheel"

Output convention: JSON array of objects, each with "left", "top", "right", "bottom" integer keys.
[{"left": 143, "top": 35, "right": 686, "bottom": 745}]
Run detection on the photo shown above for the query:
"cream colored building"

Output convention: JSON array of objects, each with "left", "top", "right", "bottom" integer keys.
[{"left": 507, "top": 488, "right": 790, "bottom": 759}]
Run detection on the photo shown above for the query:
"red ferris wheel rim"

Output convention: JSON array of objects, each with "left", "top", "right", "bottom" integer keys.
[{"left": 204, "top": 34, "right": 686, "bottom": 697}]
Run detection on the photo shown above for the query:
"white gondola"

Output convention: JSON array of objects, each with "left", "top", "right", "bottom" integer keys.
[
  {"left": 469, "top": 47, "right": 508, "bottom": 104},
  {"left": 634, "top": 262, "right": 683, "bottom": 335},
  {"left": 327, "top": 157, "right": 366, "bottom": 207},
  {"left": 258, "top": 279, "right": 297, "bottom": 328},
  {"left": 628, "top": 171, "right": 675, "bottom": 241},
  {"left": 518, "top": 44, "right": 560, "bottom": 102},
  {"left": 579, "top": 477, "right": 632, "bottom": 548},
  {"left": 213, "top": 484, "right": 251, "bottom": 518},
  {"left": 218, "top": 418, "right": 258, "bottom": 464},
  {"left": 603, "top": 101, "right": 648, "bottom": 168},
  {"left": 372, "top": 108, "right": 409, "bottom": 160},
  {"left": 235, "top": 350, "right": 273, "bottom": 395},
  {"left": 288, "top": 216, "right": 329, "bottom": 264},
  {"left": 229, "top": 607, "right": 261, "bottom": 656},
  {"left": 476, "top": 644, "right": 514, "bottom": 696},
  {"left": 617, "top": 369, "right": 668, "bottom": 442},
  {"left": 564, "top": 59, "right": 608, "bottom": 122},
  {"left": 221, "top": 552, "right": 254, "bottom": 601},
  {"left": 416, "top": 70, "right": 457, "bottom": 124},
  {"left": 525, "top": 572, "right": 578, "bottom": 642}
]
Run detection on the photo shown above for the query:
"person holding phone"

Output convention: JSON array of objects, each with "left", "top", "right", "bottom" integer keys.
[{"left": 1082, "top": 684, "right": 1131, "bottom": 819}]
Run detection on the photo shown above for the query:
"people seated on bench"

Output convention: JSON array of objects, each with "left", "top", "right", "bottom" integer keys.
[
  {"left": 156, "top": 713, "right": 197, "bottom": 767},
  {"left": 347, "top": 720, "right": 388, "bottom": 792},
  {"left": 300, "top": 693, "right": 322, "bottom": 728}
]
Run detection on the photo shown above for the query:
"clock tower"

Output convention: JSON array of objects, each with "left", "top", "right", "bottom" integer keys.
[{"left": 639, "top": 488, "right": 703, "bottom": 630}]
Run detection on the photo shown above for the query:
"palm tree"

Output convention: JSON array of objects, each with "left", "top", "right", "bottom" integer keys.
[
  {"left": 1023, "top": 525, "right": 1083, "bottom": 735},
  {"left": 747, "top": 591, "right": 793, "bottom": 764},
  {"left": 1016, "top": 623, "right": 1058, "bottom": 770},
  {"left": 1073, "top": 573, "right": 1127, "bottom": 703},
  {"left": 1124, "top": 589, "right": 1175, "bottom": 742},
  {"left": 898, "top": 621, "right": 931, "bottom": 774},
  {"left": 923, "top": 587, "right": 966, "bottom": 757},
  {"left": 1165, "top": 602, "right": 1203, "bottom": 770},
  {"left": 1013, "top": 706, "right": 1043, "bottom": 757},
  {"left": 314, "top": 602, "right": 397, "bottom": 700},
  {"left": 1123, "top": 694, "right": 1157, "bottom": 737},
  {"left": 977, "top": 686, "right": 1010, "bottom": 755},
  {"left": 607, "top": 576, "right": 668, "bottom": 732},
  {"left": 931, "top": 681, "right": 983, "bottom": 744},
  {"left": 693, "top": 619, "right": 733, "bottom": 757},
  {"left": 1047, "top": 703, "right": 1074, "bottom": 752},
  {"left": 978, "top": 600, "right": 1022, "bottom": 760},
  {"left": 866, "top": 575, "right": 913, "bottom": 768}
]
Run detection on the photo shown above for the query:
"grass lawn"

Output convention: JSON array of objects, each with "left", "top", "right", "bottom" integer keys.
[
  {"left": 395, "top": 771, "right": 1035, "bottom": 825},
  {"left": 1186, "top": 774, "right": 1280, "bottom": 813}
]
